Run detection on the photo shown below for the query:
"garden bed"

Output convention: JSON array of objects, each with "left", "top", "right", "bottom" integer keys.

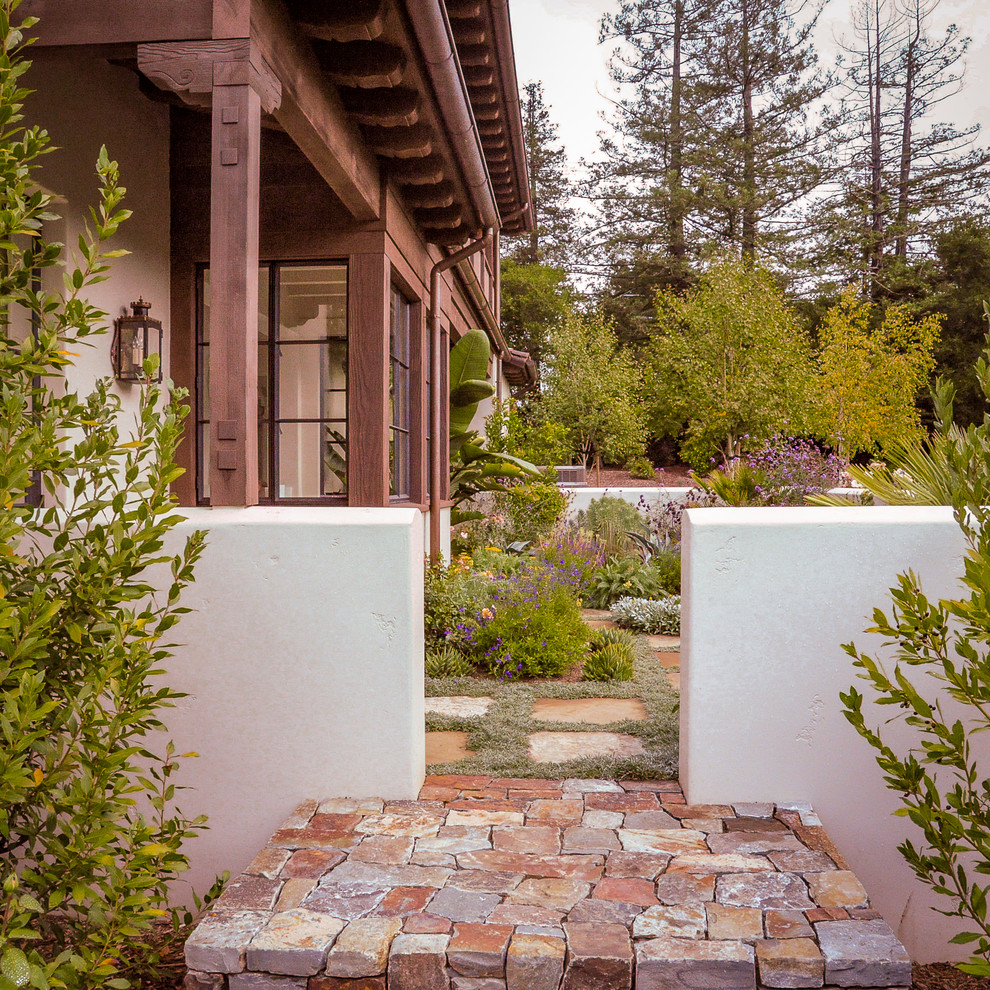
[{"left": 425, "top": 632, "right": 679, "bottom": 780}]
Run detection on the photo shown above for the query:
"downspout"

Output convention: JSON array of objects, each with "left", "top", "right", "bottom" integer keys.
[
  {"left": 429, "top": 229, "right": 494, "bottom": 564},
  {"left": 494, "top": 227, "right": 502, "bottom": 402}
]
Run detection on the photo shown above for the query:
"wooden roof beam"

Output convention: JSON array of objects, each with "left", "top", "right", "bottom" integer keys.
[
  {"left": 17, "top": 0, "right": 212, "bottom": 45},
  {"left": 340, "top": 86, "right": 420, "bottom": 127},
  {"left": 249, "top": 0, "right": 381, "bottom": 220},
  {"left": 313, "top": 39, "right": 406, "bottom": 89},
  {"left": 388, "top": 155, "right": 446, "bottom": 184},
  {"left": 286, "top": 0, "right": 387, "bottom": 42},
  {"left": 362, "top": 123, "right": 433, "bottom": 158},
  {"left": 400, "top": 181, "right": 457, "bottom": 209}
]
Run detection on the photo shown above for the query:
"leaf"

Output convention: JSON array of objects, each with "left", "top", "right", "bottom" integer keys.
[{"left": 0, "top": 948, "right": 30, "bottom": 988}]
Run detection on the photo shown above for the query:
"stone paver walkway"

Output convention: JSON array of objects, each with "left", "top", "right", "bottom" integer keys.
[{"left": 184, "top": 776, "right": 911, "bottom": 989}]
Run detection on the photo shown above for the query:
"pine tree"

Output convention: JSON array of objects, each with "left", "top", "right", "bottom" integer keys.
[
  {"left": 815, "top": 0, "right": 990, "bottom": 294},
  {"left": 502, "top": 81, "right": 576, "bottom": 269},
  {"left": 587, "top": 0, "right": 834, "bottom": 277}
]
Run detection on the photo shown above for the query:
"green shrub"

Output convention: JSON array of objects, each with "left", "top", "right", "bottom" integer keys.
[
  {"left": 461, "top": 562, "right": 590, "bottom": 679},
  {"left": 0, "top": 18, "right": 207, "bottom": 985},
  {"left": 692, "top": 459, "right": 765, "bottom": 505},
  {"left": 485, "top": 399, "right": 572, "bottom": 466},
  {"left": 577, "top": 495, "right": 647, "bottom": 540},
  {"left": 424, "top": 561, "right": 491, "bottom": 650},
  {"left": 589, "top": 627, "right": 636, "bottom": 651},
  {"left": 493, "top": 477, "right": 570, "bottom": 545},
  {"left": 649, "top": 548, "right": 682, "bottom": 595},
  {"left": 626, "top": 454, "right": 655, "bottom": 479},
  {"left": 586, "top": 556, "right": 667, "bottom": 609},
  {"left": 471, "top": 546, "right": 524, "bottom": 576},
  {"left": 610, "top": 596, "right": 681, "bottom": 635},
  {"left": 583, "top": 642, "right": 636, "bottom": 681},
  {"left": 425, "top": 645, "right": 474, "bottom": 678}
]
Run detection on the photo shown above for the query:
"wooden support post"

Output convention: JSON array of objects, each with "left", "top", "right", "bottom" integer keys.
[
  {"left": 208, "top": 80, "right": 262, "bottom": 505},
  {"left": 348, "top": 252, "right": 391, "bottom": 506}
]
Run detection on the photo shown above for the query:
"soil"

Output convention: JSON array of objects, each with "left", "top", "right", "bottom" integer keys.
[
  {"left": 591, "top": 463, "right": 696, "bottom": 488},
  {"left": 913, "top": 963, "right": 990, "bottom": 989}
]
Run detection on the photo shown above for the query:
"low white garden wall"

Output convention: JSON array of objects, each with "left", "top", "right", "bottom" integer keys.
[
  {"left": 160, "top": 507, "right": 425, "bottom": 899},
  {"left": 564, "top": 487, "right": 693, "bottom": 518},
  {"left": 563, "top": 486, "right": 865, "bottom": 520},
  {"left": 681, "top": 505, "right": 982, "bottom": 962}
]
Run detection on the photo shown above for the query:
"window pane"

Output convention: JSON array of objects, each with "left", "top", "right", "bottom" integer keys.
[
  {"left": 278, "top": 421, "right": 346, "bottom": 497},
  {"left": 390, "top": 286, "right": 412, "bottom": 498},
  {"left": 278, "top": 342, "right": 330, "bottom": 421},
  {"left": 278, "top": 265, "right": 347, "bottom": 341},
  {"left": 198, "top": 262, "right": 347, "bottom": 502},
  {"left": 199, "top": 424, "right": 211, "bottom": 502},
  {"left": 259, "top": 341, "right": 271, "bottom": 499},
  {"left": 324, "top": 422, "right": 347, "bottom": 495}
]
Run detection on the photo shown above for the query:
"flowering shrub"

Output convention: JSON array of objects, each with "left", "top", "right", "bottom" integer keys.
[
  {"left": 424, "top": 559, "right": 492, "bottom": 651},
  {"left": 639, "top": 490, "right": 718, "bottom": 550},
  {"left": 745, "top": 435, "right": 844, "bottom": 505},
  {"left": 530, "top": 527, "right": 605, "bottom": 595},
  {"left": 455, "top": 557, "right": 590, "bottom": 679},
  {"left": 610, "top": 596, "right": 681, "bottom": 635}
]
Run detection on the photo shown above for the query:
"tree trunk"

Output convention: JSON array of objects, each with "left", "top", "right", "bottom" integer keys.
[
  {"left": 895, "top": 3, "right": 920, "bottom": 259},
  {"left": 867, "top": 0, "right": 885, "bottom": 296},
  {"left": 741, "top": 0, "right": 757, "bottom": 262},
  {"left": 669, "top": 0, "right": 686, "bottom": 260}
]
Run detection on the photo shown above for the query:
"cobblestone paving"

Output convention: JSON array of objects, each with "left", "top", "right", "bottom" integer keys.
[{"left": 184, "top": 776, "right": 911, "bottom": 989}]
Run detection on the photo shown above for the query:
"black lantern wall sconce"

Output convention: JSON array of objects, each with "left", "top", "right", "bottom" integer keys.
[{"left": 111, "top": 298, "right": 164, "bottom": 382}]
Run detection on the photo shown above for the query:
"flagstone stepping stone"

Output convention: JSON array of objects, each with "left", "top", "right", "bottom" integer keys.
[
  {"left": 426, "top": 731, "right": 475, "bottom": 763},
  {"left": 647, "top": 634, "right": 680, "bottom": 650},
  {"left": 584, "top": 616, "right": 620, "bottom": 629},
  {"left": 531, "top": 698, "right": 648, "bottom": 725},
  {"left": 666, "top": 671, "right": 681, "bottom": 690},
  {"left": 425, "top": 696, "right": 494, "bottom": 718},
  {"left": 526, "top": 731, "right": 646, "bottom": 762},
  {"left": 656, "top": 651, "right": 680, "bottom": 669}
]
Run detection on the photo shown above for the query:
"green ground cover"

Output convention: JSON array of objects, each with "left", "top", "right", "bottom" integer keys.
[{"left": 425, "top": 635, "right": 679, "bottom": 779}]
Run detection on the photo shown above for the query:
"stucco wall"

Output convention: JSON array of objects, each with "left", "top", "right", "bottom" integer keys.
[
  {"left": 26, "top": 53, "right": 171, "bottom": 417},
  {"left": 161, "top": 508, "right": 426, "bottom": 899},
  {"left": 564, "top": 487, "right": 693, "bottom": 518},
  {"left": 681, "top": 505, "right": 980, "bottom": 961}
]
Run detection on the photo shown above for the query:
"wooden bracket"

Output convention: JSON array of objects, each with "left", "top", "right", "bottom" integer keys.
[{"left": 137, "top": 39, "right": 281, "bottom": 113}]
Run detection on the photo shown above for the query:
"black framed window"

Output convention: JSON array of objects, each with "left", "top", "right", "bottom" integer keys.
[
  {"left": 197, "top": 262, "right": 348, "bottom": 503},
  {"left": 389, "top": 286, "right": 412, "bottom": 499}
]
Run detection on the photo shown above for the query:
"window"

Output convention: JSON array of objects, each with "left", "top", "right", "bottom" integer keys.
[
  {"left": 197, "top": 262, "right": 348, "bottom": 503},
  {"left": 389, "top": 286, "right": 412, "bottom": 498}
]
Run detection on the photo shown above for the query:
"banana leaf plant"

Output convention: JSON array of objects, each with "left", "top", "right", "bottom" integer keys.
[{"left": 449, "top": 329, "right": 541, "bottom": 521}]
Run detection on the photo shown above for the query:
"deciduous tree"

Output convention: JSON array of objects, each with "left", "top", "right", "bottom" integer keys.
[
  {"left": 538, "top": 313, "right": 647, "bottom": 471},
  {"left": 646, "top": 259, "right": 816, "bottom": 468},
  {"left": 815, "top": 288, "right": 941, "bottom": 460}
]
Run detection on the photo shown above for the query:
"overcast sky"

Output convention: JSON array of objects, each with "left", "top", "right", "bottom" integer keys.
[{"left": 508, "top": 0, "right": 990, "bottom": 175}]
